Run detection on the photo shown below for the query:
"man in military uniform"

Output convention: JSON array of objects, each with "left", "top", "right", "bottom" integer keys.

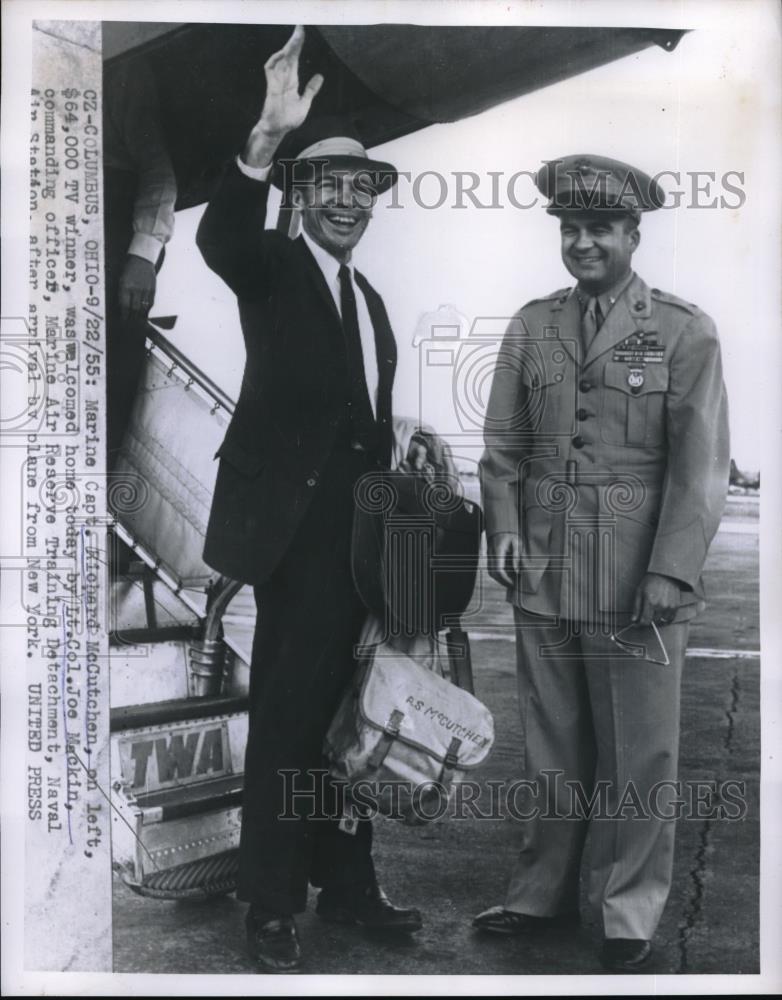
[{"left": 476, "top": 155, "right": 730, "bottom": 971}]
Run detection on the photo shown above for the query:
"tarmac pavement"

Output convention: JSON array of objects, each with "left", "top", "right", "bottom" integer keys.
[{"left": 112, "top": 497, "right": 760, "bottom": 978}]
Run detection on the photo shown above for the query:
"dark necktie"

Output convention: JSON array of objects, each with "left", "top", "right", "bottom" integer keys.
[
  {"left": 338, "top": 264, "right": 376, "bottom": 450},
  {"left": 581, "top": 296, "right": 603, "bottom": 352}
]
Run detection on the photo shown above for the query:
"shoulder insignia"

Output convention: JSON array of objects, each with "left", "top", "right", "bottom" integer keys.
[
  {"left": 523, "top": 287, "right": 572, "bottom": 309},
  {"left": 650, "top": 287, "right": 701, "bottom": 315}
]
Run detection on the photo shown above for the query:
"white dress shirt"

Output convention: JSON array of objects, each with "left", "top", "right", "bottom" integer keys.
[{"left": 236, "top": 155, "right": 379, "bottom": 416}]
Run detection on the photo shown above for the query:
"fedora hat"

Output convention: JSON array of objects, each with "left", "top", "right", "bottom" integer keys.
[{"left": 273, "top": 116, "right": 398, "bottom": 196}]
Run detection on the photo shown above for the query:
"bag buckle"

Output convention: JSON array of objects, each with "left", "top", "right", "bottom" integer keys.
[
  {"left": 367, "top": 709, "right": 405, "bottom": 769},
  {"left": 438, "top": 736, "right": 463, "bottom": 786},
  {"left": 385, "top": 709, "right": 404, "bottom": 736}
]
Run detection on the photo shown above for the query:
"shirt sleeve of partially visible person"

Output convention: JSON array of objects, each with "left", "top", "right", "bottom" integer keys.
[
  {"left": 118, "top": 66, "right": 177, "bottom": 264},
  {"left": 646, "top": 311, "right": 731, "bottom": 588},
  {"left": 479, "top": 313, "right": 528, "bottom": 537}
]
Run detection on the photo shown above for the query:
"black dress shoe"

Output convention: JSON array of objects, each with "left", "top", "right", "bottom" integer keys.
[
  {"left": 600, "top": 938, "right": 652, "bottom": 972},
  {"left": 316, "top": 883, "right": 423, "bottom": 932},
  {"left": 245, "top": 907, "right": 301, "bottom": 972},
  {"left": 473, "top": 905, "right": 579, "bottom": 935}
]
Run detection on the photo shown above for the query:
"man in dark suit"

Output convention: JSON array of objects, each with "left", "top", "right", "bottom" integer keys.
[{"left": 196, "top": 26, "right": 421, "bottom": 972}]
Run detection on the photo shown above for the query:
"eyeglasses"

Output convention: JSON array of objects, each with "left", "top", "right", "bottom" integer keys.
[{"left": 608, "top": 621, "right": 670, "bottom": 666}]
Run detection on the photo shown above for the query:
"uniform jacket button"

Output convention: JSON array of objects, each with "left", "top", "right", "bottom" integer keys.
[
  {"left": 572, "top": 436, "right": 585, "bottom": 449},
  {"left": 579, "top": 380, "right": 591, "bottom": 392},
  {"left": 576, "top": 408, "right": 589, "bottom": 420}
]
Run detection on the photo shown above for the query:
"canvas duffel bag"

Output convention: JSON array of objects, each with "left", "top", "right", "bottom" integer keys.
[{"left": 323, "top": 624, "right": 495, "bottom": 826}]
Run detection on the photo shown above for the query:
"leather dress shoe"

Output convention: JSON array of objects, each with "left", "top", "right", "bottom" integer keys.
[
  {"left": 600, "top": 938, "right": 652, "bottom": 972},
  {"left": 473, "top": 905, "right": 579, "bottom": 935},
  {"left": 245, "top": 907, "right": 301, "bottom": 972},
  {"left": 316, "top": 883, "right": 423, "bottom": 932}
]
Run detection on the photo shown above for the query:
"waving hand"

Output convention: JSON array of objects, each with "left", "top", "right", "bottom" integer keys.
[{"left": 244, "top": 26, "right": 324, "bottom": 167}]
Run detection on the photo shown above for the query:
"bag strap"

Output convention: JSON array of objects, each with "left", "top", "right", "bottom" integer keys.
[
  {"left": 437, "top": 736, "right": 463, "bottom": 790},
  {"left": 414, "top": 736, "right": 464, "bottom": 816},
  {"left": 367, "top": 709, "right": 405, "bottom": 769}
]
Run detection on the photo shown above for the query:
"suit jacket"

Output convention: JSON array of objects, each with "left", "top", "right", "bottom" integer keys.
[
  {"left": 197, "top": 162, "right": 397, "bottom": 585},
  {"left": 479, "top": 272, "right": 730, "bottom": 621}
]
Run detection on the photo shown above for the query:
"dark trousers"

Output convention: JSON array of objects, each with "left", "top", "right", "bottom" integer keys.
[{"left": 237, "top": 443, "right": 376, "bottom": 914}]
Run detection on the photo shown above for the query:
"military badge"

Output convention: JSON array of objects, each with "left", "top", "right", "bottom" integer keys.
[{"left": 627, "top": 368, "right": 645, "bottom": 390}]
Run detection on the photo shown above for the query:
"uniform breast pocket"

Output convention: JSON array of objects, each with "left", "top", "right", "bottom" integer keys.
[
  {"left": 600, "top": 363, "right": 669, "bottom": 448},
  {"left": 519, "top": 353, "right": 574, "bottom": 435}
]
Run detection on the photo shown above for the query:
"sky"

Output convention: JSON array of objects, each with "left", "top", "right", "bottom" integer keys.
[{"left": 153, "top": 15, "right": 781, "bottom": 474}]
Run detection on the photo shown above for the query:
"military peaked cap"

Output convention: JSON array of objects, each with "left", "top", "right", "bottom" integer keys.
[{"left": 535, "top": 154, "right": 666, "bottom": 220}]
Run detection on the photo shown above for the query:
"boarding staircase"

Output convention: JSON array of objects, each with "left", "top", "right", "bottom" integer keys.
[
  {"left": 108, "top": 326, "right": 470, "bottom": 898},
  {"left": 108, "top": 325, "right": 259, "bottom": 897}
]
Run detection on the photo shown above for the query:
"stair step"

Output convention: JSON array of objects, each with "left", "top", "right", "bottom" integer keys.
[
  {"left": 119, "top": 848, "right": 239, "bottom": 900},
  {"left": 109, "top": 574, "right": 201, "bottom": 633},
  {"left": 111, "top": 694, "right": 247, "bottom": 732},
  {"left": 136, "top": 774, "right": 243, "bottom": 823}
]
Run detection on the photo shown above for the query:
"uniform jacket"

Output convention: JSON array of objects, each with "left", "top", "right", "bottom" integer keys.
[
  {"left": 479, "top": 272, "right": 730, "bottom": 620},
  {"left": 196, "top": 162, "right": 397, "bottom": 585}
]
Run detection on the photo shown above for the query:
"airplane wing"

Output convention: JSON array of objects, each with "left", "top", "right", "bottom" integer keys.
[{"left": 103, "top": 22, "right": 686, "bottom": 210}]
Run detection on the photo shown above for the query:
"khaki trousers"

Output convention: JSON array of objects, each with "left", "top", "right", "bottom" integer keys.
[{"left": 506, "top": 608, "right": 688, "bottom": 939}]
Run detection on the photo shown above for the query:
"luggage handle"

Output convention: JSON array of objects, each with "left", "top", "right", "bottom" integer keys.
[{"left": 443, "top": 625, "right": 475, "bottom": 695}]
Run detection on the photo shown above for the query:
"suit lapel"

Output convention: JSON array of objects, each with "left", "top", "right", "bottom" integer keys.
[
  {"left": 583, "top": 273, "right": 652, "bottom": 368},
  {"left": 288, "top": 237, "right": 397, "bottom": 460},
  {"left": 354, "top": 269, "right": 397, "bottom": 376},
  {"left": 293, "top": 236, "right": 342, "bottom": 326},
  {"left": 354, "top": 269, "right": 397, "bottom": 468}
]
